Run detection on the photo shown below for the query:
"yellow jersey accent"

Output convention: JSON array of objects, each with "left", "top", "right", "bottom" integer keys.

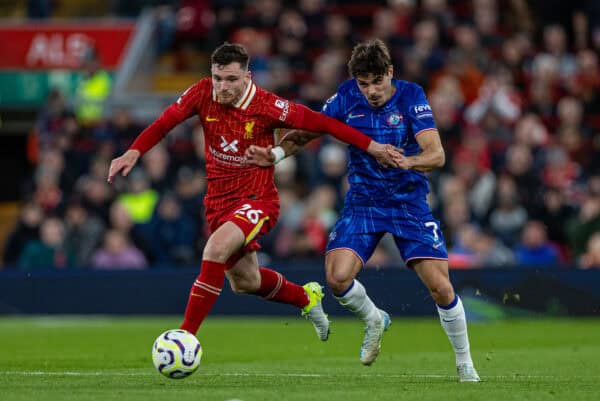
[
  {"left": 244, "top": 121, "right": 255, "bottom": 139},
  {"left": 245, "top": 216, "right": 270, "bottom": 245},
  {"left": 235, "top": 215, "right": 250, "bottom": 223},
  {"left": 205, "top": 116, "right": 219, "bottom": 122}
]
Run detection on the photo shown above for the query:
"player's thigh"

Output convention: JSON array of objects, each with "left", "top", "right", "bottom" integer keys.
[
  {"left": 203, "top": 221, "right": 245, "bottom": 262},
  {"left": 225, "top": 251, "right": 260, "bottom": 293},
  {"left": 412, "top": 258, "right": 454, "bottom": 300}
]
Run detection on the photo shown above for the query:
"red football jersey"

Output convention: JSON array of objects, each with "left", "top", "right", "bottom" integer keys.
[{"left": 145, "top": 78, "right": 305, "bottom": 212}]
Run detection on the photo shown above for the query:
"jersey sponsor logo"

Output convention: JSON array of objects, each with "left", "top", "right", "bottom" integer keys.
[
  {"left": 347, "top": 112, "right": 365, "bottom": 119},
  {"left": 205, "top": 116, "right": 219, "bottom": 122},
  {"left": 220, "top": 136, "right": 239, "bottom": 153},
  {"left": 413, "top": 104, "right": 433, "bottom": 119},
  {"left": 386, "top": 113, "right": 403, "bottom": 126},
  {"left": 276, "top": 99, "right": 290, "bottom": 121},
  {"left": 208, "top": 144, "right": 244, "bottom": 166},
  {"left": 244, "top": 121, "right": 255, "bottom": 139}
]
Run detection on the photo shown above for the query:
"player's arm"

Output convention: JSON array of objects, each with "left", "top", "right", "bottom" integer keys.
[
  {"left": 292, "top": 104, "right": 402, "bottom": 168},
  {"left": 108, "top": 84, "right": 200, "bottom": 183},
  {"left": 398, "top": 129, "right": 445, "bottom": 172},
  {"left": 245, "top": 130, "right": 321, "bottom": 166}
]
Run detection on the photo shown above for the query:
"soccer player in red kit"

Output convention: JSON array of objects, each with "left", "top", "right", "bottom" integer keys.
[{"left": 108, "top": 43, "right": 402, "bottom": 340}]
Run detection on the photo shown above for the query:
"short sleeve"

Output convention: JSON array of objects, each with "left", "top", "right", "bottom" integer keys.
[
  {"left": 321, "top": 92, "right": 343, "bottom": 120},
  {"left": 406, "top": 85, "right": 437, "bottom": 138}
]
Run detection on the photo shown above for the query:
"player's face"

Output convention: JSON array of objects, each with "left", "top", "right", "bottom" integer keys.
[
  {"left": 211, "top": 62, "right": 251, "bottom": 106},
  {"left": 355, "top": 66, "right": 395, "bottom": 108}
]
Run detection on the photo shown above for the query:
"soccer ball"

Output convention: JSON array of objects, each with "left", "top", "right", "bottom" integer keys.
[{"left": 152, "top": 329, "right": 202, "bottom": 379}]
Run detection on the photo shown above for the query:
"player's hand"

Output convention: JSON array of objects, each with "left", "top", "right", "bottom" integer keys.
[
  {"left": 367, "top": 141, "right": 404, "bottom": 168},
  {"left": 395, "top": 151, "right": 413, "bottom": 170},
  {"left": 244, "top": 145, "right": 276, "bottom": 167},
  {"left": 107, "top": 149, "right": 140, "bottom": 183}
]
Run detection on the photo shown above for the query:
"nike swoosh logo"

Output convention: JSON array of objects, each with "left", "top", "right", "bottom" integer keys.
[
  {"left": 347, "top": 113, "right": 365, "bottom": 119},
  {"left": 205, "top": 116, "right": 219, "bottom": 122}
]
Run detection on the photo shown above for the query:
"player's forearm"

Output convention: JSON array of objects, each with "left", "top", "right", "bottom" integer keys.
[
  {"left": 279, "top": 130, "right": 322, "bottom": 157},
  {"left": 406, "top": 148, "right": 445, "bottom": 172},
  {"left": 129, "top": 104, "right": 184, "bottom": 155},
  {"left": 295, "top": 105, "right": 371, "bottom": 150}
]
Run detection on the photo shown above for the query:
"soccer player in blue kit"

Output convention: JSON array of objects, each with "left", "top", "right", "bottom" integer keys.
[{"left": 245, "top": 39, "right": 480, "bottom": 382}]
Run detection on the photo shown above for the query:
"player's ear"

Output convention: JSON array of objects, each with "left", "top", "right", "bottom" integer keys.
[
  {"left": 246, "top": 70, "right": 252, "bottom": 81},
  {"left": 387, "top": 65, "right": 393, "bottom": 78}
]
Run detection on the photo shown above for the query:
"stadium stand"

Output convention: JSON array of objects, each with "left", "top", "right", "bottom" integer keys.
[{"left": 1, "top": 0, "right": 600, "bottom": 271}]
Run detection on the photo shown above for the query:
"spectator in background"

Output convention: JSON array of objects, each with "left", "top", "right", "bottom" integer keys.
[
  {"left": 514, "top": 220, "right": 561, "bottom": 268},
  {"left": 149, "top": 193, "right": 197, "bottom": 266},
  {"left": 77, "top": 176, "right": 114, "bottom": 224},
  {"left": 579, "top": 231, "right": 600, "bottom": 269},
  {"left": 108, "top": 201, "right": 154, "bottom": 263},
  {"left": 63, "top": 200, "right": 105, "bottom": 267},
  {"left": 531, "top": 187, "right": 575, "bottom": 257},
  {"left": 18, "top": 217, "right": 75, "bottom": 270},
  {"left": 567, "top": 177, "right": 600, "bottom": 257},
  {"left": 174, "top": 166, "right": 206, "bottom": 225},
  {"left": 74, "top": 48, "right": 112, "bottom": 127},
  {"left": 2, "top": 202, "right": 44, "bottom": 267},
  {"left": 141, "top": 145, "right": 172, "bottom": 193},
  {"left": 117, "top": 169, "right": 159, "bottom": 225},
  {"left": 91, "top": 229, "right": 147, "bottom": 270},
  {"left": 488, "top": 175, "right": 528, "bottom": 246}
]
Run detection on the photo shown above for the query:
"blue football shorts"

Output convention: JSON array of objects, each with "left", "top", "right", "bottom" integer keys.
[{"left": 326, "top": 201, "right": 448, "bottom": 267}]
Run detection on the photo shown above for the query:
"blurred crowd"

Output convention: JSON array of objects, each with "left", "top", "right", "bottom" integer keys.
[{"left": 4, "top": 0, "right": 600, "bottom": 270}]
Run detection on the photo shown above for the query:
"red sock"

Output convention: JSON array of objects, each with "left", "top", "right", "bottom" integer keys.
[
  {"left": 180, "top": 260, "right": 226, "bottom": 334},
  {"left": 255, "top": 267, "right": 310, "bottom": 308}
]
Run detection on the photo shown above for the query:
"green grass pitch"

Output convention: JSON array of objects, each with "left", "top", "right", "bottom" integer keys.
[{"left": 0, "top": 316, "right": 599, "bottom": 401}]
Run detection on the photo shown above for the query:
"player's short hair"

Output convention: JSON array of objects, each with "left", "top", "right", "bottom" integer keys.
[
  {"left": 211, "top": 43, "right": 249, "bottom": 69},
  {"left": 348, "top": 39, "right": 392, "bottom": 78}
]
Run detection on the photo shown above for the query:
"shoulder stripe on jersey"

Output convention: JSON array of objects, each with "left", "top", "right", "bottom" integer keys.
[
  {"left": 235, "top": 81, "right": 256, "bottom": 110},
  {"left": 414, "top": 128, "right": 438, "bottom": 137}
]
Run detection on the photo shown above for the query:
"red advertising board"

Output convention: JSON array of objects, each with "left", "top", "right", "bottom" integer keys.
[{"left": 0, "top": 22, "right": 135, "bottom": 70}]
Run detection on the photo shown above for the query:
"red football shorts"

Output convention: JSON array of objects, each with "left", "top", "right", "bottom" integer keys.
[{"left": 205, "top": 199, "right": 280, "bottom": 254}]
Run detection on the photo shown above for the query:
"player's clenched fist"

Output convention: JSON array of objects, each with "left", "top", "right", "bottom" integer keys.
[{"left": 107, "top": 149, "right": 141, "bottom": 183}]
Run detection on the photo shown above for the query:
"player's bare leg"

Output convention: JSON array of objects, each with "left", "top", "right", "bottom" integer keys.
[
  {"left": 326, "top": 249, "right": 391, "bottom": 365},
  {"left": 412, "top": 259, "right": 480, "bottom": 382},
  {"left": 226, "top": 249, "right": 330, "bottom": 341}
]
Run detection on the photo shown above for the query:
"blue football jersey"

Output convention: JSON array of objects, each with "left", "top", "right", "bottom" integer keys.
[{"left": 321, "top": 79, "right": 437, "bottom": 208}]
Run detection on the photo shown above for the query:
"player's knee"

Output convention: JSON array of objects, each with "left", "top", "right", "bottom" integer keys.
[
  {"left": 429, "top": 281, "right": 454, "bottom": 305},
  {"left": 227, "top": 277, "right": 254, "bottom": 294},
  {"left": 227, "top": 271, "right": 260, "bottom": 295},
  {"left": 326, "top": 269, "right": 354, "bottom": 294}
]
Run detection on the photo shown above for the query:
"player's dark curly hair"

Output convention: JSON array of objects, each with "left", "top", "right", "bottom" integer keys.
[
  {"left": 211, "top": 43, "right": 249, "bottom": 69},
  {"left": 347, "top": 39, "right": 392, "bottom": 78}
]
